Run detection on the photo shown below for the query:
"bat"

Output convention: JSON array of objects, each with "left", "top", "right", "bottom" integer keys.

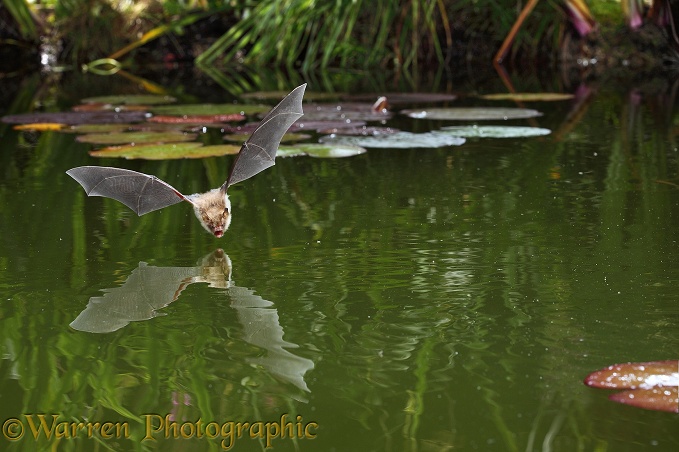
[
  {"left": 66, "top": 84, "right": 306, "bottom": 237},
  {"left": 70, "top": 249, "right": 314, "bottom": 393}
]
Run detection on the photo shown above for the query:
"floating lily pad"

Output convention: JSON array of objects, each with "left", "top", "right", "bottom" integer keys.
[
  {"left": 224, "top": 132, "right": 311, "bottom": 143},
  {"left": 67, "top": 124, "right": 130, "bottom": 133},
  {"left": 320, "top": 131, "right": 465, "bottom": 148},
  {"left": 89, "top": 142, "right": 219, "bottom": 159},
  {"left": 479, "top": 92, "right": 573, "bottom": 101},
  {"left": 584, "top": 360, "right": 679, "bottom": 389},
  {"left": 150, "top": 104, "right": 269, "bottom": 116},
  {"left": 1, "top": 111, "right": 148, "bottom": 125},
  {"left": 317, "top": 126, "right": 399, "bottom": 135},
  {"left": 279, "top": 144, "right": 367, "bottom": 158},
  {"left": 439, "top": 125, "right": 551, "bottom": 138},
  {"left": 222, "top": 120, "right": 366, "bottom": 134},
  {"left": 402, "top": 107, "right": 542, "bottom": 121},
  {"left": 303, "top": 102, "right": 392, "bottom": 121},
  {"left": 13, "top": 123, "right": 65, "bottom": 131},
  {"left": 609, "top": 387, "right": 678, "bottom": 413},
  {"left": 585, "top": 360, "right": 679, "bottom": 413},
  {"left": 149, "top": 113, "right": 245, "bottom": 124},
  {"left": 81, "top": 94, "right": 177, "bottom": 105},
  {"left": 76, "top": 131, "right": 197, "bottom": 145},
  {"left": 71, "top": 103, "right": 149, "bottom": 112},
  {"left": 345, "top": 92, "right": 458, "bottom": 103}
]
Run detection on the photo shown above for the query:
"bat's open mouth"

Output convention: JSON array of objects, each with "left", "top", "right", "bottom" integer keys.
[{"left": 214, "top": 230, "right": 224, "bottom": 238}]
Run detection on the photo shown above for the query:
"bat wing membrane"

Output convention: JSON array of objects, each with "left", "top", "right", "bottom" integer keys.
[
  {"left": 225, "top": 83, "right": 306, "bottom": 189},
  {"left": 66, "top": 166, "right": 186, "bottom": 216}
]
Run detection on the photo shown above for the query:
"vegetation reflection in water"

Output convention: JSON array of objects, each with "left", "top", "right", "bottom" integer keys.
[{"left": 0, "top": 73, "right": 678, "bottom": 451}]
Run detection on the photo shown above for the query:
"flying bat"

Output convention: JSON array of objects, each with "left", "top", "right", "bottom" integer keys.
[{"left": 66, "top": 84, "right": 306, "bottom": 237}]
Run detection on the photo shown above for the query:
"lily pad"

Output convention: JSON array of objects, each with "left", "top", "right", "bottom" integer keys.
[
  {"left": 67, "top": 124, "right": 131, "bottom": 133},
  {"left": 316, "top": 126, "right": 399, "bottom": 135},
  {"left": 81, "top": 94, "right": 177, "bottom": 105},
  {"left": 13, "top": 123, "right": 66, "bottom": 132},
  {"left": 222, "top": 120, "right": 367, "bottom": 134},
  {"left": 584, "top": 360, "right": 679, "bottom": 413},
  {"left": 320, "top": 131, "right": 465, "bottom": 149},
  {"left": 71, "top": 103, "right": 149, "bottom": 112},
  {"left": 609, "top": 387, "right": 679, "bottom": 413},
  {"left": 439, "top": 125, "right": 551, "bottom": 138},
  {"left": 224, "top": 132, "right": 311, "bottom": 143},
  {"left": 150, "top": 104, "right": 269, "bottom": 116},
  {"left": 76, "top": 131, "right": 197, "bottom": 145},
  {"left": 584, "top": 360, "right": 679, "bottom": 389},
  {"left": 345, "top": 92, "right": 458, "bottom": 103},
  {"left": 402, "top": 107, "right": 542, "bottom": 121},
  {"left": 279, "top": 143, "right": 367, "bottom": 158},
  {"left": 303, "top": 102, "right": 392, "bottom": 121},
  {"left": 479, "top": 92, "right": 573, "bottom": 101},
  {"left": 89, "top": 142, "right": 233, "bottom": 159},
  {"left": 1, "top": 111, "right": 148, "bottom": 125},
  {"left": 149, "top": 113, "right": 245, "bottom": 124}
]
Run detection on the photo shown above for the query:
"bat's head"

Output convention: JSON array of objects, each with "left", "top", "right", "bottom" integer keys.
[{"left": 190, "top": 189, "right": 232, "bottom": 238}]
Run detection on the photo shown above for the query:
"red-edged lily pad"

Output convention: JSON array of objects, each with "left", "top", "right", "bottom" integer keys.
[{"left": 584, "top": 360, "right": 679, "bottom": 413}]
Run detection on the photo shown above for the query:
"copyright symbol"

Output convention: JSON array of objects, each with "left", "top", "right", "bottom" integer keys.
[{"left": 3, "top": 418, "right": 24, "bottom": 440}]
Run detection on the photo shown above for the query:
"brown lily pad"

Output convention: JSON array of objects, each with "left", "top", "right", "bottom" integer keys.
[
  {"left": 584, "top": 360, "right": 679, "bottom": 389},
  {"left": 584, "top": 360, "right": 679, "bottom": 413}
]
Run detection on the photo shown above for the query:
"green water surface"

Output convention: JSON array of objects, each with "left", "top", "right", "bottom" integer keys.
[{"left": 0, "top": 74, "right": 677, "bottom": 451}]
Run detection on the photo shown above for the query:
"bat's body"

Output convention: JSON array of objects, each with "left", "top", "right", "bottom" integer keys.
[{"left": 67, "top": 84, "right": 306, "bottom": 238}]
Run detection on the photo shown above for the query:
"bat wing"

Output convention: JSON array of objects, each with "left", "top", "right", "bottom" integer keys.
[
  {"left": 224, "top": 83, "right": 306, "bottom": 189},
  {"left": 66, "top": 166, "right": 186, "bottom": 216},
  {"left": 70, "top": 262, "right": 202, "bottom": 333}
]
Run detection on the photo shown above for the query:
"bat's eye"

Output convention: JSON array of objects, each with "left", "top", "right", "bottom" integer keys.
[{"left": 224, "top": 208, "right": 229, "bottom": 214}]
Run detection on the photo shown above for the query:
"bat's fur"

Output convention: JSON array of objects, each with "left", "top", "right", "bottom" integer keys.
[{"left": 187, "top": 189, "right": 232, "bottom": 238}]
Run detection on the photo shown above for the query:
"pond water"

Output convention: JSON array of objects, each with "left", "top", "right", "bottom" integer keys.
[{"left": 0, "top": 70, "right": 678, "bottom": 451}]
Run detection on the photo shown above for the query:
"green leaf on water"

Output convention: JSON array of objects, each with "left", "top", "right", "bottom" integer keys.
[
  {"left": 403, "top": 107, "right": 543, "bottom": 120},
  {"left": 320, "top": 131, "right": 465, "bottom": 148},
  {"left": 439, "top": 125, "right": 551, "bottom": 138},
  {"left": 76, "top": 131, "right": 197, "bottom": 145},
  {"left": 67, "top": 124, "right": 131, "bottom": 133},
  {"left": 150, "top": 104, "right": 270, "bottom": 116},
  {"left": 81, "top": 94, "right": 177, "bottom": 105},
  {"left": 90, "top": 143, "right": 242, "bottom": 160}
]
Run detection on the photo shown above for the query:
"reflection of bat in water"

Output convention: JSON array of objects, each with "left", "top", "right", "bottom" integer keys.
[
  {"left": 70, "top": 249, "right": 314, "bottom": 392},
  {"left": 66, "top": 84, "right": 306, "bottom": 237}
]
